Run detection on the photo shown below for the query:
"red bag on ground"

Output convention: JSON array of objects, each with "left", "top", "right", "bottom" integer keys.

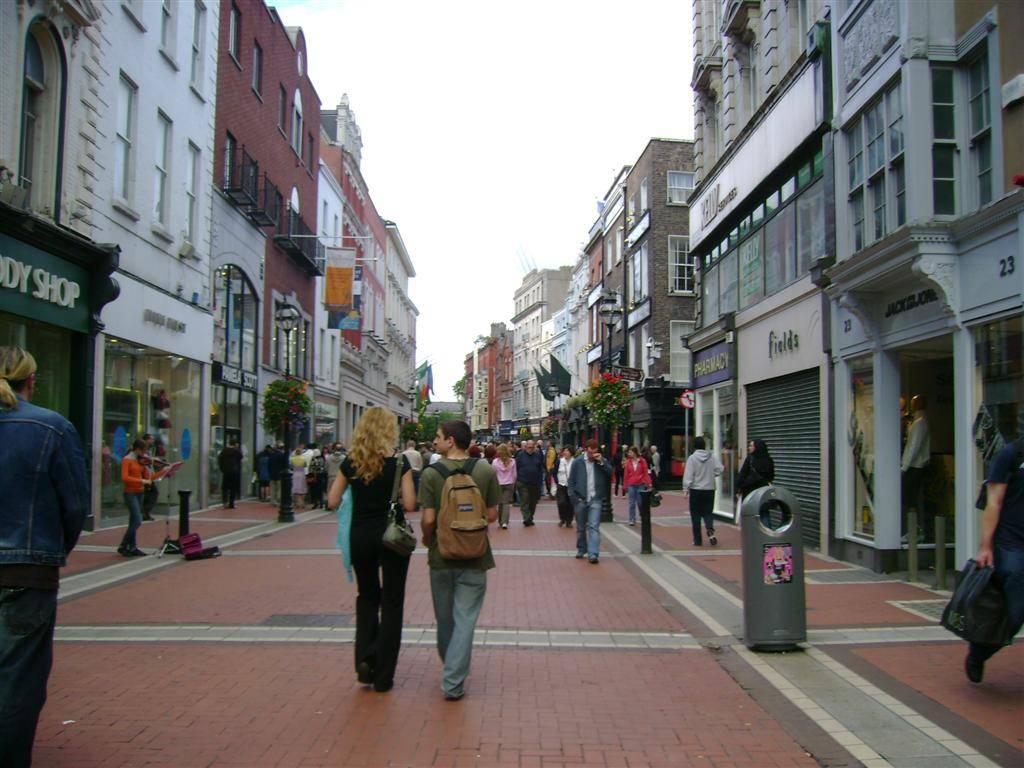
[{"left": 179, "top": 532, "right": 221, "bottom": 561}]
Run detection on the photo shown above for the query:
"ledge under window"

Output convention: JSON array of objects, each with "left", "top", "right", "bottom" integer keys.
[
  {"left": 159, "top": 48, "right": 179, "bottom": 72},
  {"left": 189, "top": 83, "right": 206, "bottom": 103},
  {"left": 150, "top": 223, "right": 174, "bottom": 244},
  {"left": 112, "top": 198, "right": 140, "bottom": 221},
  {"left": 121, "top": 2, "right": 146, "bottom": 32}
]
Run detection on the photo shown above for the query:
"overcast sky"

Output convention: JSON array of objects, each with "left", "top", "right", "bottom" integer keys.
[{"left": 275, "top": 0, "right": 694, "bottom": 400}]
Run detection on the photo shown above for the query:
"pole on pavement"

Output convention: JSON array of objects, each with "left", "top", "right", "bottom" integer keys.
[
  {"left": 177, "top": 489, "right": 191, "bottom": 538},
  {"left": 639, "top": 488, "right": 652, "bottom": 554}
]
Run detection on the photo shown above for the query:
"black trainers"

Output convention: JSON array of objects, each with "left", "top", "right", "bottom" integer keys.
[
  {"left": 965, "top": 653, "right": 984, "bottom": 684},
  {"left": 356, "top": 661, "right": 374, "bottom": 685},
  {"left": 128, "top": 548, "right": 148, "bottom": 557},
  {"left": 708, "top": 531, "right": 718, "bottom": 546}
]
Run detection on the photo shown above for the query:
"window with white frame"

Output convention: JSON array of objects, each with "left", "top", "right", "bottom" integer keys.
[
  {"left": 189, "top": 2, "right": 204, "bottom": 87},
  {"left": 604, "top": 238, "right": 613, "bottom": 273},
  {"left": 278, "top": 85, "right": 287, "bottom": 132},
  {"left": 252, "top": 42, "right": 263, "bottom": 95},
  {"left": 185, "top": 142, "right": 199, "bottom": 242},
  {"left": 291, "top": 90, "right": 303, "bottom": 155},
  {"left": 640, "top": 177, "right": 648, "bottom": 212},
  {"left": 846, "top": 80, "right": 904, "bottom": 251},
  {"left": 968, "top": 50, "right": 992, "bottom": 206},
  {"left": 669, "top": 235, "right": 694, "bottom": 294},
  {"left": 616, "top": 229, "right": 623, "bottom": 264},
  {"left": 931, "top": 66, "right": 956, "bottom": 215},
  {"left": 160, "top": 0, "right": 176, "bottom": 57},
  {"left": 631, "top": 242, "right": 649, "bottom": 303},
  {"left": 114, "top": 74, "right": 136, "bottom": 202},
  {"left": 669, "top": 320, "right": 694, "bottom": 384},
  {"left": 228, "top": 3, "right": 240, "bottom": 61},
  {"left": 153, "top": 112, "right": 171, "bottom": 225},
  {"left": 667, "top": 171, "right": 694, "bottom": 203},
  {"left": 19, "top": 23, "right": 63, "bottom": 213}
]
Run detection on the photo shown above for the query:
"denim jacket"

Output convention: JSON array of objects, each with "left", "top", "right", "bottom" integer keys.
[{"left": 0, "top": 396, "right": 89, "bottom": 566}]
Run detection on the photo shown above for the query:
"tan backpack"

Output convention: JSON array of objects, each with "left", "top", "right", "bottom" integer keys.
[{"left": 431, "top": 459, "right": 489, "bottom": 560}]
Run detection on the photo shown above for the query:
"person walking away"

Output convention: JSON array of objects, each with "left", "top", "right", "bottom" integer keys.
[
  {"left": 736, "top": 439, "right": 775, "bottom": 507},
  {"left": 623, "top": 446, "right": 653, "bottom": 527},
  {"left": 418, "top": 419, "right": 500, "bottom": 700},
  {"left": 0, "top": 347, "right": 90, "bottom": 767},
  {"left": 256, "top": 445, "right": 272, "bottom": 502},
  {"left": 555, "top": 447, "right": 575, "bottom": 528},
  {"left": 650, "top": 444, "right": 661, "bottom": 486},
  {"left": 402, "top": 440, "right": 424, "bottom": 498},
  {"left": 568, "top": 439, "right": 612, "bottom": 563},
  {"left": 514, "top": 439, "right": 545, "bottom": 527},
  {"left": 268, "top": 443, "right": 287, "bottom": 503},
  {"left": 218, "top": 438, "right": 243, "bottom": 508},
  {"left": 612, "top": 444, "right": 626, "bottom": 497},
  {"left": 545, "top": 442, "right": 558, "bottom": 498},
  {"left": 325, "top": 443, "right": 344, "bottom": 501},
  {"left": 290, "top": 447, "right": 308, "bottom": 511},
  {"left": 308, "top": 445, "right": 327, "bottom": 509},
  {"left": 327, "top": 407, "right": 415, "bottom": 692},
  {"left": 119, "top": 439, "right": 155, "bottom": 556},
  {"left": 683, "top": 436, "right": 725, "bottom": 546},
  {"left": 492, "top": 443, "right": 517, "bottom": 529},
  {"left": 965, "top": 427, "right": 1024, "bottom": 684}
]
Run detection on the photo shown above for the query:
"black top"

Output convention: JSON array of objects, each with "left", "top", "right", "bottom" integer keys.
[
  {"left": 737, "top": 440, "right": 775, "bottom": 498},
  {"left": 988, "top": 439, "right": 1024, "bottom": 548},
  {"left": 341, "top": 455, "right": 410, "bottom": 524}
]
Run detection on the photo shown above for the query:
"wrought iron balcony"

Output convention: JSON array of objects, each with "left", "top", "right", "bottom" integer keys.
[
  {"left": 273, "top": 204, "right": 324, "bottom": 276},
  {"left": 222, "top": 145, "right": 258, "bottom": 206},
  {"left": 246, "top": 173, "right": 280, "bottom": 227}
]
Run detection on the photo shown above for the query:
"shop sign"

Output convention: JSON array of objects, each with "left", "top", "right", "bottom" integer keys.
[
  {"left": 693, "top": 340, "right": 732, "bottom": 388},
  {"left": 213, "top": 361, "right": 257, "bottom": 390},
  {"left": 768, "top": 329, "right": 800, "bottom": 359},
  {"left": 143, "top": 308, "right": 187, "bottom": 333},
  {"left": 882, "top": 289, "right": 938, "bottom": 319},
  {"left": 0, "top": 234, "right": 90, "bottom": 333}
]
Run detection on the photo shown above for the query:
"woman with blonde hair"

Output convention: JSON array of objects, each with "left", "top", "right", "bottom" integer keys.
[
  {"left": 492, "top": 443, "right": 517, "bottom": 529},
  {"left": 328, "top": 406, "right": 415, "bottom": 692}
]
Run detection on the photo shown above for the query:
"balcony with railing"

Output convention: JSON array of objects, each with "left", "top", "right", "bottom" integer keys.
[
  {"left": 273, "top": 204, "right": 324, "bottom": 275},
  {"left": 222, "top": 145, "right": 258, "bottom": 207},
  {"left": 246, "top": 173, "right": 280, "bottom": 227}
]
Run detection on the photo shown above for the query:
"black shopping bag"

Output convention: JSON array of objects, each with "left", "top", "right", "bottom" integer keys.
[{"left": 940, "top": 559, "right": 1013, "bottom": 646}]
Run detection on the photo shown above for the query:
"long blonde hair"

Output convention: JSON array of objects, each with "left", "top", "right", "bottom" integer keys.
[
  {"left": 496, "top": 443, "right": 512, "bottom": 467},
  {"left": 0, "top": 347, "right": 37, "bottom": 410},
  {"left": 348, "top": 406, "right": 399, "bottom": 482}
]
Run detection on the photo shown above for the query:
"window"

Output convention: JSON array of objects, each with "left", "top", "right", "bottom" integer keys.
[
  {"left": 213, "top": 266, "right": 258, "bottom": 370},
  {"left": 189, "top": 2, "right": 204, "bottom": 87},
  {"left": 631, "top": 242, "right": 649, "bottom": 303},
  {"left": 616, "top": 229, "right": 623, "bottom": 264},
  {"left": 291, "top": 90, "right": 303, "bottom": 155},
  {"left": 887, "top": 83, "right": 906, "bottom": 227},
  {"left": 160, "top": 0, "right": 175, "bottom": 57},
  {"left": 640, "top": 177, "right": 648, "bottom": 212},
  {"left": 847, "top": 81, "right": 904, "bottom": 249},
  {"left": 278, "top": 85, "right": 287, "bottom": 132},
  {"left": 968, "top": 52, "right": 992, "bottom": 206},
  {"left": 669, "top": 236, "right": 694, "bottom": 294},
  {"left": 719, "top": 250, "right": 737, "bottom": 314},
  {"left": 765, "top": 204, "right": 796, "bottom": 294},
  {"left": 307, "top": 133, "right": 315, "bottom": 168},
  {"left": 251, "top": 42, "right": 262, "bottom": 95},
  {"left": 669, "top": 320, "right": 693, "bottom": 384},
  {"left": 222, "top": 131, "right": 236, "bottom": 187},
  {"left": 931, "top": 66, "right": 956, "bottom": 215},
  {"left": 153, "top": 112, "right": 172, "bottom": 225},
  {"left": 702, "top": 264, "right": 719, "bottom": 326},
  {"left": 749, "top": 42, "right": 759, "bottom": 113},
  {"left": 228, "top": 3, "right": 240, "bottom": 61},
  {"left": 321, "top": 201, "right": 328, "bottom": 235},
  {"left": 185, "top": 142, "right": 199, "bottom": 242},
  {"left": 738, "top": 231, "right": 764, "bottom": 309},
  {"left": 19, "top": 32, "right": 44, "bottom": 195},
  {"left": 797, "top": 179, "right": 824, "bottom": 274},
  {"left": 114, "top": 74, "right": 136, "bottom": 201},
  {"left": 668, "top": 171, "right": 694, "bottom": 203},
  {"left": 604, "top": 239, "right": 613, "bottom": 274},
  {"left": 18, "top": 23, "right": 64, "bottom": 215}
]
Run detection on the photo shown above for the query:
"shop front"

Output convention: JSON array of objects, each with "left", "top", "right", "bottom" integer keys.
[
  {"left": 688, "top": 332, "right": 738, "bottom": 520},
  {"left": 210, "top": 362, "right": 258, "bottom": 499},
  {"left": 0, "top": 204, "right": 120, "bottom": 526},
  {"left": 737, "top": 286, "right": 829, "bottom": 550},
  {"left": 99, "top": 274, "right": 211, "bottom": 523},
  {"left": 829, "top": 190, "right": 1023, "bottom": 571},
  {"left": 314, "top": 397, "right": 339, "bottom": 445}
]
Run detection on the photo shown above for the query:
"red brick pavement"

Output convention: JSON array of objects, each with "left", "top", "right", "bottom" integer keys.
[
  {"left": 38, "top": 644, "right": 818, "bottom": 768},
  {"left": 78, "top": 519, "right": 259, "bottom": 550}
]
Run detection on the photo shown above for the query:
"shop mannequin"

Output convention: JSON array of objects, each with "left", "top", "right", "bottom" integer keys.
[{"left": 901, "top": 395, "right": 930, "bottom": 536}]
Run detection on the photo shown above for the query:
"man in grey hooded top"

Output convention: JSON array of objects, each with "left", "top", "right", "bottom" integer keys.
[{"left": 683, "top": 436, "right": 725, "bottom": 546}]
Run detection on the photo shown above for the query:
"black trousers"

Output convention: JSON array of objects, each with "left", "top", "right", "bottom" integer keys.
[
  {"left": 689, "top": 488, "right": 716, "bottom": 545},
  {"left": 555, "top": 485, "right": 574, "bottom": 524},
  {"left": 350, "top": 521, "right": 411, "bottom": 687},
  {"left": 517, "top": 482, "right": 540, "bottom": 523},
  {"left": 221, "top": 472, "right": 241, "bottom": 507}
]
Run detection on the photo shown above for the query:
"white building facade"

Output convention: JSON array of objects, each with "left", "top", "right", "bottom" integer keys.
[{"left": 384, "top": 221, "right": 417, "bottom": 423}]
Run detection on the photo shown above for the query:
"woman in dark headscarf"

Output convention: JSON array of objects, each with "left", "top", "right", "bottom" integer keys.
[{"left": 736, "top": 439, "right": 775, "bottom": 499}]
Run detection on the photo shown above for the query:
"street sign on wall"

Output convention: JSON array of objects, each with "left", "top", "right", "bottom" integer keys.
[{"left": 610, "top": 365, "right": 643, "bottom": 382}]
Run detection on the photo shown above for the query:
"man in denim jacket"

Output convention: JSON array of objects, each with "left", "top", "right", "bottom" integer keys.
[{"left": 0, "top": 347, "right": 89, "bottom": 767}]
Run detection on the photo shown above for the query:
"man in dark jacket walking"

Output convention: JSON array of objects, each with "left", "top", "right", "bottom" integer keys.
[
  {"left": 568, "top": 439, "right": 612, "bottom": 563},
  {"left": 218, "top": 439, "right": 244, "bottom": 508},
  {"left": 267, "top": 443, "right": 287, "bottom": 503},
  {"left": 514, "top": 440, "right": 546, "bottom": 527}
]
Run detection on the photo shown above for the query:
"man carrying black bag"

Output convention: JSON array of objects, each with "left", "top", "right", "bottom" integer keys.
[{"left": 965, "top": 429, "right": 1024, "bottom": 683}]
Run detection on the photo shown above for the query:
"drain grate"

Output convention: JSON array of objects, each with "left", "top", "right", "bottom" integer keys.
[
  {"left": 889, "top": 600, "right": 947, "bottom": 621},
  {"left": 261, "top": 613, "right": 353, "bottom": 627}
]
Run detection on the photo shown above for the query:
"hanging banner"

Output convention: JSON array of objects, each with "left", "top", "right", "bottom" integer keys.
[{"left": 323, "top": 247, "right": 356, "bottom": 310}]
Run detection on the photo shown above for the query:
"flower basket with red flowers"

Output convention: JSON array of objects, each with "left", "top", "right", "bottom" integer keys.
[
  {"left": 586, "top": 373, "right": 633, "bottom": 428},
  {"left": 261, "top": 377, "right": 312, "bottom": 434}
]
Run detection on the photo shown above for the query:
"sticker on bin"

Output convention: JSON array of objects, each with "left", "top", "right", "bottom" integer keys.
[{"left": 763, "top": 544, "right": 793, "bottom": 584}]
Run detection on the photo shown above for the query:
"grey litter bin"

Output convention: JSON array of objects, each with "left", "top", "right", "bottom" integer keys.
[{"left": 740, "top": 485, "right": 806, "bottom": 651}]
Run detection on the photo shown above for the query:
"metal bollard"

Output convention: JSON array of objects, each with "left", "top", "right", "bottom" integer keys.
[
  {"left": 934, "top": 516, "right": 946, "bottom": 590},
  {"left": 639, "top": 489, "right": 652, "bottom": 554},
  {"left": 907, "top": 511, "right": 917, "bottom": 583},
  {"left": 178, "top": 489, "right": 192, "bottom": 538}
]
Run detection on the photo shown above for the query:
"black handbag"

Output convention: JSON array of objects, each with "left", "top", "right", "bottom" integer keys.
[
  {"left": 940, "top": 559, "right": 1013, "bottom": 646},
  {"left": 649, "top": 489, "right": 662, "bottom": 507},
  {"left": 381, "top": 459, "right": 415, "bottom": 556}
]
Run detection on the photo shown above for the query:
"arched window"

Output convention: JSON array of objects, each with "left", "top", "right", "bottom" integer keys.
[
  {"left": 212, "top": 265, "right": 259, "bottom": 371},
  {"left": 19, "top": 21, "right": 65, "bottom": 215},
  {"left": 291, "top": 90, "right": 303, "bottom": 155}
]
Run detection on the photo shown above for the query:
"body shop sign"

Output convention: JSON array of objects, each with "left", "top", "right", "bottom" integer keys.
[
  {"left": 693, "top": 340, "right": 732, "bottom": 388},
  {"left": 0, "top": 234, "right": 90, "bottom": 332}
]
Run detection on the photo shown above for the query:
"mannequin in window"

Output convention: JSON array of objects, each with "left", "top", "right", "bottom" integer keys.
[{"left": 901, "top": 395, "right": 930, "bottom": 539}]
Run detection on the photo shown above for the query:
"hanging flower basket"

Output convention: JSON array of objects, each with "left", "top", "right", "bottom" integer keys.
[
  {"left": 585, "top": 373, "right": 633, "bottom": 428},
  {"left": 541, "top": 416, "right": 559, "bottom": 440},
  {"left": 262, "top": 377, "right": 312, "bottom": 434}
]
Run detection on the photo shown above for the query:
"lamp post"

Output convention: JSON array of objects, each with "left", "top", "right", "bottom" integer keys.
[
  {"left": 597, "top": 290, "right": 622, "bottom": 523},
  {"left": 274, "top": 302, "right": 301, "bottom": 523}
]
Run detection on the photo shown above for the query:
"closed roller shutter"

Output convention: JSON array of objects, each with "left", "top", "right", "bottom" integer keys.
[{"left": 746, "top": 369, "right": 821, "bottom": 549}]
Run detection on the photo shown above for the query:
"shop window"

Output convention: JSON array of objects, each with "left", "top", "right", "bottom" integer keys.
[
  {"left": 719, "top": 250, "right": 737, "bottom": 314},
  {"left": 849, "top": 357, "right": 875, "bottom": 539},
  {"left": 0, "top": 312, "right": 71, "bottom": 417},
  {"left": 702, "top": 264, "right": 719, "bottom": 326},
  {"left": 796, "top": 179, "right": 824, "bottom": 275},
  {"left": 972, "top": 317, "right": 1024, "bottom": 478},
  {"left": 738, "top": 230, "right": 764, "bottom": 309},
  {"left": 764, "top": 204, "right": 795, "bottom": 295},
  {"left": 19, "top": 23, "right": 64, "bottom": 215}
]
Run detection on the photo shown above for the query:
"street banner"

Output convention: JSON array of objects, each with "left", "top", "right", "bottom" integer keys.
[{"left": 324, "top": 247, "right": 357, "bottom": 311}]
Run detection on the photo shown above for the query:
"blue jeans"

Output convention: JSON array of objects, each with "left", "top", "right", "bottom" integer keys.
[
  {"left": 575, "top": 497, "right": 602, "bottom": 558},
  {"left": 429, "top": 569, "right": 487, "bottom": 697},
  {"left": 627, "top": 485, "right": 643, "bottom": 523},
  {"left": 969, "top": 545, "right": 1024, "bottom": 663},
  {"left": 0, "top": 587, "right": 57, "bottom": 768},
  {"left": 119, "top": 492, "right": 143, "bottom": 550}
]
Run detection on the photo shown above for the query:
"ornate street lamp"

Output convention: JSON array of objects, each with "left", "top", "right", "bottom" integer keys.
[
  {"left": 274, "top": 302, "right": 301, "bottom": 523},
  {"left": 597, "top": 290, "right": 622, "bottom": 522}
]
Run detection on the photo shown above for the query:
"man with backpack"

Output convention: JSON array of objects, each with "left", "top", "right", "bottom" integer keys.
[
  {"left": 966, "top": 429, "right": 1024, "bottom": 683},
  {"left": 419, "top": 419, "right": 500, "bottom": 701}
]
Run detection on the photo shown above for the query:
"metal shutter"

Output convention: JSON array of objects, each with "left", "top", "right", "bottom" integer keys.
[{"left": 746, "top": 369, "right": 821, "bottom": 549}]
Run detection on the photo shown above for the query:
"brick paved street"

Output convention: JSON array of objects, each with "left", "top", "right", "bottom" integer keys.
[{"left": 37, "top": 492, "right": 1024, "bottom": 767}]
